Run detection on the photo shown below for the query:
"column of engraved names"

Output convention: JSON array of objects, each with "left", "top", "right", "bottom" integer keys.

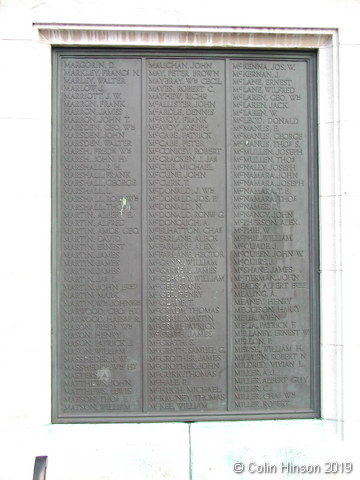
[
  {"left": 145, "top": 59, "right": 227, "bottom": 413},
  {"left": 59, "top": 58, "right": 142, "bottom": 416},
  {"left": 230, "top": 59, "right": 311, "bottom": 411}
]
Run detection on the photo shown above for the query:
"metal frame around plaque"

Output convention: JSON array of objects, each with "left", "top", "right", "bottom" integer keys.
[{"left": 52, "top": 48, "right": 320, "bottom": 423}]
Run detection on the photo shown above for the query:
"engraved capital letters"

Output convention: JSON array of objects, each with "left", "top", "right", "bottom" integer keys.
[{"left": 53, "top": 50, "right": 319, "bottom": 422}]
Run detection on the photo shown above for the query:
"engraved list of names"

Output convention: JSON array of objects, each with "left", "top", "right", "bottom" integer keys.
[{"left": 53, "top": 50, "right": 319, "bottom": 422}]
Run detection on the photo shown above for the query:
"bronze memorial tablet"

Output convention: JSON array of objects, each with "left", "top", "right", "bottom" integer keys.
[{"left": 52, "top": 49, "right": 319, "bottom": 422}]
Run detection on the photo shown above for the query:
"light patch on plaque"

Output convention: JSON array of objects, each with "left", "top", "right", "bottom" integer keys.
[
  {"left": 120, "top": 197, "right": 129, "bottom": 216},
  {"left": 97, "top": 367, "right": 112, "bottom": 385}
]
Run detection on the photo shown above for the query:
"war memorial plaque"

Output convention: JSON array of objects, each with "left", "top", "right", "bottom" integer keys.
[{"left": 52, "top": 49, "right": 319, "bottom": 422}]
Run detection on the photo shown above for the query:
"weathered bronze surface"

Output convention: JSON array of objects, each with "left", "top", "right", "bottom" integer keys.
[{"left": 52, "top": 49, "right": 319, "bottom": 422}]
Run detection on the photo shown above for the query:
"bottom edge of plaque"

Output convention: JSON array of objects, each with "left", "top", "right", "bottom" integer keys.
[{"left": 52, "top": 410, "right": 320, "bottom": 424}]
